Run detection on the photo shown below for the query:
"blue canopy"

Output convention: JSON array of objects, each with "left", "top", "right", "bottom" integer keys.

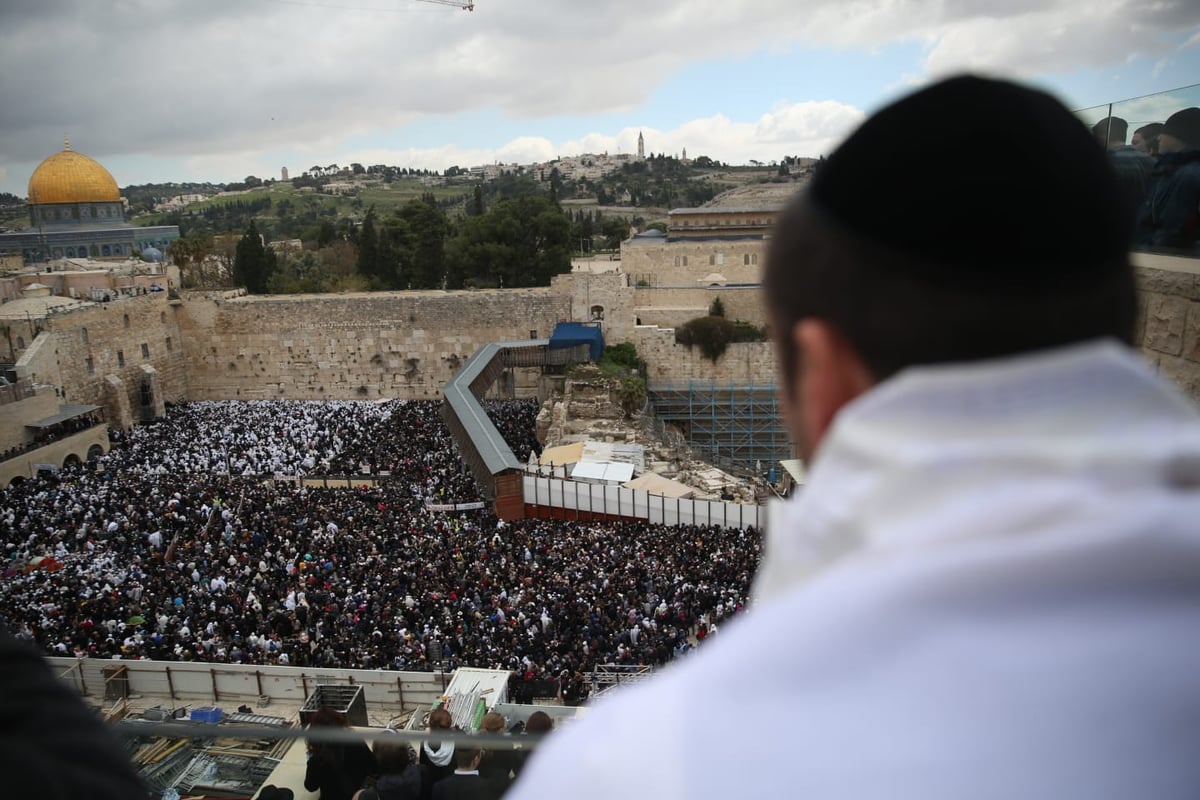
[{"left": 549, "top": 322, "right": 604, "bottom": 361}]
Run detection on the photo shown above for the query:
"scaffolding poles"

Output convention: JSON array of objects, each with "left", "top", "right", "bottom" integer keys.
[{"left": 647, "top": 382, "right": 788, "bottom": 474}]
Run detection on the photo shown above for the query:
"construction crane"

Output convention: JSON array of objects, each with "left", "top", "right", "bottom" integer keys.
[{"left": 415, "top": 0, "right": 474, "bottom": 9}]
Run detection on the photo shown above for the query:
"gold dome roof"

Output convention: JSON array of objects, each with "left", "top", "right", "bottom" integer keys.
[{"left": 28, "top": 143, "right": 121, "bottom": 204}]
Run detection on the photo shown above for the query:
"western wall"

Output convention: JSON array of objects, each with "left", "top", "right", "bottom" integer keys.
[{"left": 8, "top": 255, "right": 1200, "bottom": 434}]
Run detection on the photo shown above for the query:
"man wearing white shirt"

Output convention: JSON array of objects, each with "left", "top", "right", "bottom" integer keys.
[{"left": 509, "top": 75, "right": 1200, "bottom": 800}]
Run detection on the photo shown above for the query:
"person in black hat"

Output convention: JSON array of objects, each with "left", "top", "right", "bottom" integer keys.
[
  {"left": 1092, "top": 116, "right": 1155, "bottom": 225},
  {"left": 1136, "top": 106, "right": 1200, "bottom": 252},
  {"left": 1133, "top": 121, "right": 1164, "bottom": 156},
  {"left": 506, "top": 75, "right": 1200, "bottom": 800}
]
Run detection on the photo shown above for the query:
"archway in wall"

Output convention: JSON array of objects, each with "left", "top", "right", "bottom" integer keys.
[
  {"left": 7, "top": 475, "right": 25, "bottom": 489},
  {"left": 62, "top": 454, "right": 81, "bottom": 470},
  {"left": 87, "top": 444, "right": 104, "bottom": 460}
]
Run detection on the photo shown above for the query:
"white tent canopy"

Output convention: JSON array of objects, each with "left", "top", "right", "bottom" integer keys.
[{"left": 623, "top": 472, "right": 696, "bottom": 499}]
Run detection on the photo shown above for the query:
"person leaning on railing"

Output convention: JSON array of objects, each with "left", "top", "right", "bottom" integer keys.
[
  {"left": 1136, "top": 107, "right": 1200, "bottom": 253},
  {"left": 506, "top": 74, "right": 1200, "bottom": 800}
]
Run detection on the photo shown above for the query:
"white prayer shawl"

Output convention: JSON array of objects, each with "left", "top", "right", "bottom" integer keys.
[{"left": 509, "top": 341, "right": 1200, "bottom": 800}]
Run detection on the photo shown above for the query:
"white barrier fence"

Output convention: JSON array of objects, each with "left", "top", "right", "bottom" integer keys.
[
  {"left": 47, "top": 656, "right": 449, "bottom": 713},
  {"left": 522, "top": 474, "right": 764, "bottom": 530}
]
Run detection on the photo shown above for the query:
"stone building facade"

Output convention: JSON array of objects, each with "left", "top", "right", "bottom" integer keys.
[{"left": 15, "top": 292, "right": 189, "bottom": 428}]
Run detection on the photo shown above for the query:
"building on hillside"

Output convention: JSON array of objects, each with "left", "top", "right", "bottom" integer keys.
[
  {"left": 618, "top": 203, "right": 786, "bottom": 287},
  {"left": 0, "top": 140, "right": 180, "bottom": 263},
  {"left": 664, "top": 205, "right": 784, "bottom": 241}
]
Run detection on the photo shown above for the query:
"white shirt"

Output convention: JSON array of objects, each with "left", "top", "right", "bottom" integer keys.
[{"left": 509, "top": 342, "right": 1200, "bottom": 800}]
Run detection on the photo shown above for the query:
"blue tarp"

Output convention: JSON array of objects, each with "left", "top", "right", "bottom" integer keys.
[{"left": 549, "top": 322, "right": 604, "bottom": 361}]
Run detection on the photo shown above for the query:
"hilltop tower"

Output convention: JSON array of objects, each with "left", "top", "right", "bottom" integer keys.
[{"left": 638, "top": 131, "right": 645, "bottom": 160}]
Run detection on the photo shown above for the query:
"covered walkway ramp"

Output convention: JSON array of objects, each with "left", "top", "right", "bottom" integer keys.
[{"left": 442, "top": 338, "right": 592, "bottom": 518}]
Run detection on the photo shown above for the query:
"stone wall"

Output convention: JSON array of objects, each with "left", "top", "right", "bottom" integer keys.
[
  {"left": 0, "top": 384, "right": 57, "bottom": 449},
  {"left": 619, "top": 240, "right": 765, "bottom": 286},
  {"left": 13, "top": 332, "right": 59, "bottom": 389},
  {"left": 634, "top": 325, "right": 776, "bottom": 387},
  {"left": 551, "top": 272, "right": 637, "bottom": 344},
  {"left": 8, "top": 252, "right": 1197, "bottom": 417},
  {"left": 633, "top": 286, "right": 767, "bottom": 330},
  {"left": 1133, "top": 255, "right": 1200, "bottom": 401},
  {"left": 43, "top": 292, "right": 190, "bottom": 421},
  {"left": 177, "top": 289, "right": 572, "bottom": 400}
]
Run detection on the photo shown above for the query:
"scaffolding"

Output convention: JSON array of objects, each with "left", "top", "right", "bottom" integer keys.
[{"left": 647, "top": 383, "right": 790, "bottom": 475}]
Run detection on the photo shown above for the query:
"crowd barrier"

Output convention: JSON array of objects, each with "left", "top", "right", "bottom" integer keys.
[{"left": 522, "top": 474, "right": 763, "bottom": 530}]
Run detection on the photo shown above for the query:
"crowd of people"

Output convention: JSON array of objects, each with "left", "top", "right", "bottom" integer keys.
[
  {"left": 1, "top": 409, "right": 107, "bottom": 465},
  {"left": 0, "top": 399, "right": 759, "bottom": 694},
  {"left": 480, "top": 399, "right": 542, "bottom": 464},
  {"left": 1096, "top": 106, "right": 1200, "bottom": 253}
]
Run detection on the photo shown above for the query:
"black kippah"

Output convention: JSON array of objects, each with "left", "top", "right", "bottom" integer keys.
[{"left": 810, "top": 75, "right": 1130, "bottom": 284}]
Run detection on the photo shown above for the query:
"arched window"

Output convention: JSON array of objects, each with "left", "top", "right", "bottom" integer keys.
[
  {"left": 16, "top": 336, "right": 24, "bottom": 350},
  {"left": 101, "top": 245, "right": 111, "bottom": 256},
  {"left": 81, "top": 327, "right": 88, "bottom": 345},
  {"left": 123, "top": 314, "right": 130, "bottom": 329},
  {"left": 590, "top": 305, "right": 605, "bottom": 321}
]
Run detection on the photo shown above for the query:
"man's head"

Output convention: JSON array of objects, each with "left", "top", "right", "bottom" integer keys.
[
  {"left": 1159, "top": 108, "right": 1200, "bottom": 154},
  {"left": 455, "top": 747, "right": 483, "bottom": 770},
  {"left": 1132, "top": 122, "right": 1164, "bottom": 156},
  {"left": 525, "top": 711, "right": 554, "bottom": 733},
  {"left": 1092, "top": 116, "right": 1128, "bottom": 148},
  {"left": 764, "top": 75, "right": 1136, "bottom": 459}
]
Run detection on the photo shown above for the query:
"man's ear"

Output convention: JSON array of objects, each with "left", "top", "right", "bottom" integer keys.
[{"left": 794, "top": 319, "right": 873, "bottom": 458}]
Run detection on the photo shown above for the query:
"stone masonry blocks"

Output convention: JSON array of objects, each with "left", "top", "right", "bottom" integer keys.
[{"left": 1144, "top": 294, "right": 1189, "bottom": 356}]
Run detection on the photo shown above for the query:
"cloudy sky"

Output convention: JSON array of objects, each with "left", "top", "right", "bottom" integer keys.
[{"left": 1, "top": 0, "right": 1198, "bottom": 196}]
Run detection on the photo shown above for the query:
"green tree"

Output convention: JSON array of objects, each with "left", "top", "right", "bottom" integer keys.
[
  {"left": 393, "top": 196, "right": 448, "bottom": 289},
  {"left": 615, "top": 375, "right": 647, "bottom": 419},
  {"left": 317, "top": 220, "right": 337, "bottom": 248},
  {"left": 709, "top": 296, "right": 725, "bottom": 317},
  {"left": 357, "top": 207, "right": 381, "bottom": 280},
  {"left": 233, "top": 221, "right": 275, "bottom": 293},
  {"left": 444, "top": 194, "right": 571, "bottom": 289}
]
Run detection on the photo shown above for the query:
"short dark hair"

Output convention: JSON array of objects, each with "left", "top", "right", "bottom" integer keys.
[
  {"left": 374, "top": 738, "right": 415, "bottom": 773},
  {"left": 524, "top": 711, "right": 554, "bottom": 733},
  {"left": 1135, "top": 122, "right": 1164, "bottom": 155},
  {"left": 455, "top": 747, "right": 481, "bottom": 768},
  {"left": 764, "top": 196, "right": 1136, "bottom": 383}
]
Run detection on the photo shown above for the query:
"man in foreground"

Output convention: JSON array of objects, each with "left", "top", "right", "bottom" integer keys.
[{"left": 508, "top": 75, "right": 1200, "bottom": 799}]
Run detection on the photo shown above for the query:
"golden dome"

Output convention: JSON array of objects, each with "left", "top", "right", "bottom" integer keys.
[{"left": 28, "top": 143, "right": 120, "bottom": 204}]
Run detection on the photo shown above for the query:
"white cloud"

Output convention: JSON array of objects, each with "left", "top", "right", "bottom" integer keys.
[
  {"left": 336, "top": 101, "right": 864, "bottom": 173},
  {"left": 0, "top": 0, "right": 1196, "bottom": 192}
]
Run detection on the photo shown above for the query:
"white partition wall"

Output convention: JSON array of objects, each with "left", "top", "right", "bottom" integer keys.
[{"left": 521, "top": 474, "right": 762, "bottom": 530}]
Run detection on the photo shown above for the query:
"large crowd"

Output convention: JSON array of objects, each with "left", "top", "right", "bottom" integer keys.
[{"left": 0, "top": 399, "right": 760, "bottom": 690}]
